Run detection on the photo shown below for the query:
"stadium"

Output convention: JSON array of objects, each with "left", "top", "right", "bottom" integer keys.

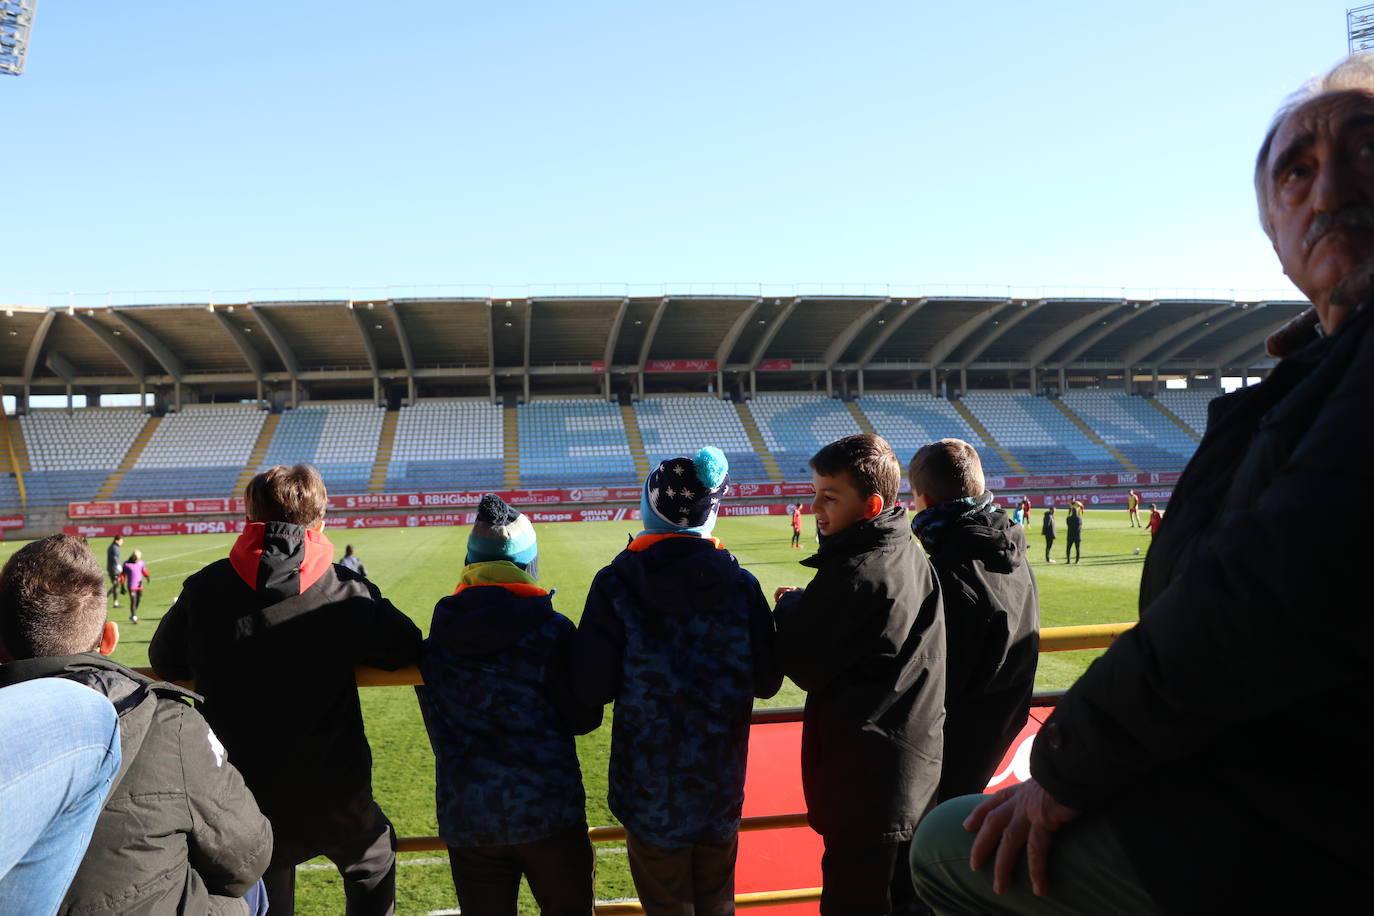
[
  {"left": 0, "top": 291, "right": 1303, "bottom": 536},
  {"left": 0, "top": 289, "right": 1296, "bottom": 911}
]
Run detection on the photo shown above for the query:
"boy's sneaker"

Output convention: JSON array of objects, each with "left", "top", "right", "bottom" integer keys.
[
  {"left": 129, "top": 615, "right": 139, "bottom": 625},
  {"left": 113, "top": 601, "right": 120, "bottom": 607}
]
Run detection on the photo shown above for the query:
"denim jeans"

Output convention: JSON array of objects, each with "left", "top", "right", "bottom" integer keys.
[{"left": 0, "top": 677, "right": 122, "bottom": 916}]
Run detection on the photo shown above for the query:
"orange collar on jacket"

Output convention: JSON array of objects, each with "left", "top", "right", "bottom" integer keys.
[{"left": 628, "top": 533, "right": 724, "bottom": 552}]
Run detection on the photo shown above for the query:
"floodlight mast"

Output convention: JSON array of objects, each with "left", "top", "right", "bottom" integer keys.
[
  {"left": 1351, "top": 3, "right": 1374, "bottom": 54},
  {"left": 0, "top": 0, "right": 37, "bottom": 76}
]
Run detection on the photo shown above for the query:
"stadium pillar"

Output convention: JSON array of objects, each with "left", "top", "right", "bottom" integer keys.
[
  {"left": 960, "top": 368, "right": 968, "bottom": 394},
  {"left": 1123, "top": 367, "right": 1133, "bottom": 395},
  {"left": 749, "top": 371, "right": 756, "bottom": 399},
  {"left": 824, "top": 370, "right": 832, "bottom": 397},
  {"left": 716, "top": 370, "right": 724, "bottom": 398},
  {"left": 1151, "top": 369, "right": 1160, "bottom": 393},
  {"left": 521, "top": 374, "right": 529, "bottom": 402},
  {"left": 290, "top": 379, "right": 298, "bottom": 409},
  {"left": 856, "top": 369, "right": 865, "bottom": 397},
  {"left": 174, "top": 380, "right": 183, "bottom": 411},
  {"left": 929, "top": 368, "right": 937, "bottom": 396},
  {"left": 1058, "top": 367, "right": 1067, "bottom": 391},
  {"left": 1028, "top": 366, "right": 1037, "bottom": 393},
  {"left": 256, "top": 379, "right": 263, "bottom": 407}
]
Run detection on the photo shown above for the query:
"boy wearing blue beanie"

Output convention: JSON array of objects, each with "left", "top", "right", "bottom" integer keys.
[
  {"left": 417, "top": 494, "right": 602, "bottom": 916},
  {"left": 572, "top": 447, "right": 782, "bottom": 916}
]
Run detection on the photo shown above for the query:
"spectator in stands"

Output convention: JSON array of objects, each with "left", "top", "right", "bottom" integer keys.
[
  {"left": 1064, "top": 506, "right": 1083, "bottom": 565},
  {"left": 340, "top": 543, "right": 367, "bottom": 577},
  {"left": 416, "top": 494, "right": 601, "bottom": 916},
  {"left": 149, "top": 464, "right": 422, "bottom": 916},
  {"left": 121, "top": 549, "right": 151, "bottom": 624},
  {"left": 908, "top": 439, "right": 1039, "bottom": 806},
  {"left": 0, "top": 677, "right": 120, "bottom": 916},
  {"left": 773, "top": 434, "right": 945, "bottom": 916},
  {"left": 909, "top": 54, "right": 1374, "bottom": 915},
  {"left": 1126, "top": 489, "right": 1142, "bottom": 527},
  {"left": 0, "top": 535, "right": 272, "bottom": 915},
  {"left": 573, "top": 448, "right": 782, "bottom": 916},
  {"left": 790, "top": 502, "right": 803, "bottom": 548},
  {"left": 1147, "top": 502, "right": 1163, "bottom": 536},
  {"left": 105, "top": 535, "right": 123, "bottom": 608},
  {"left": 1040, "top": 505, "right": 1056, "bottom": 563}
]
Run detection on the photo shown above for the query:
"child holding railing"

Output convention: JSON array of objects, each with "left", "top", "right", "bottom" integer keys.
[{"left": 416, "top": 494, "right": 602, "bottom": 916}]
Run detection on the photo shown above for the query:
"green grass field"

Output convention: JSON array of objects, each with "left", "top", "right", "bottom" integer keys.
[{"left": 0, "top": 511, "right": 1152, "bottom": 914}]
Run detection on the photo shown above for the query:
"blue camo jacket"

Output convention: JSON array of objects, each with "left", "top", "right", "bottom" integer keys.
[
  {"left": 572, "top": 534, "right": 782, "bottom": 848},
  {"left": 417, "top": 562, "right": 599, "bottom": 848}
]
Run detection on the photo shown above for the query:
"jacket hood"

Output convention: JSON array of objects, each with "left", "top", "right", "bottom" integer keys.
[
  {"left": 918, "top": 505, "right": 1022, "bottom": 574},
  {"left": 802, "top": 505, "right": 910, "bottom": 568},
  {"left": 229, "top": 521, "right": 335, "bottom": 601},
  {"left": 611, "top": 533, "right": 736, "bottom": 617},
  {"left": 430, "top": 561, "right": 554, "bottom": 655}
]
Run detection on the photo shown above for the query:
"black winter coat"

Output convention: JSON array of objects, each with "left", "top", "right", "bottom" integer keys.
[
  {"left": 1031, "top": 302, "right": 1374, "bottom": 913},
  {"left": 149, "top": 522, "right": 421, "bottom": 848},
  {"left": 914, "top": 503, "right": 1039, "bottom": 800},
  {"left": 0, "top": 654, "right": 272, "bottom": 916},
  {"left": 774, "top": 507, "right": 946, "bottom": 843}
]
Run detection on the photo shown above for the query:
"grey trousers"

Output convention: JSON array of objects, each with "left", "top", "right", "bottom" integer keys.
[{"left": 909, "top": 795, "right": 1163, "bottom": 916}]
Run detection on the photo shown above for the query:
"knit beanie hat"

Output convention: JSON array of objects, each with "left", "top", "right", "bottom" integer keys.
[
  {"left": 466, "top": 494, "right": 539, "bottom": 577},
  {"left": 640, "top": 447, "right": 730, "bottom": 536}
]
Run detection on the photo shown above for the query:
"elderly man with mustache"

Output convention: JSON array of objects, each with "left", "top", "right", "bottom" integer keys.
[{"left": 908, "top": 55, "right": 1374, "bottom": 916}]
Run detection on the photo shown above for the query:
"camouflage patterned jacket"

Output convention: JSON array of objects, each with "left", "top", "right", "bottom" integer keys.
[
  {"left": 417, "top": 561, "right": 602, "bottom": 848},
  {"left": 573, "top": 534, "right": 782, "bottom": 848}
]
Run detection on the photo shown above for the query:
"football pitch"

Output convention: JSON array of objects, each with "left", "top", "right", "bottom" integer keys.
[{"left": 0, "top": 511, "right": 1152, "bottom": 914}]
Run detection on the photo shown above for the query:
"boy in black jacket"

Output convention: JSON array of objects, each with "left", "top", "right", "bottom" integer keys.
[
  {"left": 150, "top": 465, "right": 422, "bottom": 916},
  {"left": 0, "top": 535, "right": 273, "bottom": 915},
  {"left": 417, "top": 494, "right": 602, "bottom": 916},
  {"left": 908, "top": 439, "right": 1039, "bottom": 802},
  {"left": 773, "top": 434, "right": 945, "bottom": 916}
]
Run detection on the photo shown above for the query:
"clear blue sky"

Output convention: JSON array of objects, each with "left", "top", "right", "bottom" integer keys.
[{"left": 0, "top": 1, "right": 1359, "bottom": 304}]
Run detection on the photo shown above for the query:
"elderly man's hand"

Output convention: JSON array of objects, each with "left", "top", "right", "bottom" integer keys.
[{"left": 964, "top": 778, "right": 1081, "bottom": 897}]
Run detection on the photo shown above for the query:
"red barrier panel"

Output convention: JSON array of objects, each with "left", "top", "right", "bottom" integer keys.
[
  {"left": 0, "top": 516, "right": 24, "bottom": 529},
  {"left": 737, "top": 705, "right": 1053, "bottom": 914}
]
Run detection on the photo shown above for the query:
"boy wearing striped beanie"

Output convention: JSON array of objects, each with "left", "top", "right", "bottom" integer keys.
[
  {"left": 417, "top": 494, "right": 602, "bottom": 915},
  {"left": 572, "top": 448, "right": 782, "bottom": 915}
]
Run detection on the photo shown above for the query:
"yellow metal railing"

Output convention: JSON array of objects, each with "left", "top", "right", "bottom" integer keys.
[{"left": 135, "top": 621, "right": 1133, "bottom": 912}]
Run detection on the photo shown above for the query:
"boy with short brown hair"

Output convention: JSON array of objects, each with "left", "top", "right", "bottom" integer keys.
[
  {"left": 0, "top": 535, "right": 273, "bottom": 915},
  {"left": 908, "top": 439, "right": 1039, "bottom": 803},
  {"left": 151, "top": 464, "right": 421, "bottom": 916},
  {"left": 773, "top": 434, "right": 946, "bottom": 916}
]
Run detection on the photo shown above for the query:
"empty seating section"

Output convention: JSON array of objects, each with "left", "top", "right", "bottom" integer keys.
[
  {"left": 115, "top": 406, "right": 266, "bottom": 500},
  {"left": 857, "top": 393, "right": 1014, "bottom": 476},
  {"left": 747, "top": 394, "right": 861, "bottom": 480},
  {"left": 18, "top": 409, "right": 148, "bottom": 505},
  {"left": 1156, "top": 390, "right": 1215, "bottom": 437},
  {"left": 960, "top": 392, "right": 1121, "bottom": 474},
  {"left": 1060, "top": 392, "right": 1197, "bottom": 470},
  {"left": 635, "top": 397, "right": 768, "bottom": 482},
  {"left": 386, "top": 399, "right": 504, "bottom": 491},
  {"left": 261, "top": 403, "right": 384, "bottom": 495},
  {"left": 518, "top": 399, "right": 634, "bottom": 487}
]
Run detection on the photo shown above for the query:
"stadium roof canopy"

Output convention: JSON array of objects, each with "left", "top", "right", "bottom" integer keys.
[{"left": 0, "top": 294, "right": 1307, "bottom": 406}]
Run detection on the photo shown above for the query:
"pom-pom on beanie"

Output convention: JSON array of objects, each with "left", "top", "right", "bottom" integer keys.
[
  {"left": 640, "top": 446, "right": 730, "bottom": 535},
  {"left": 466, "top": 494, "right": 539, "bottom": 577}
]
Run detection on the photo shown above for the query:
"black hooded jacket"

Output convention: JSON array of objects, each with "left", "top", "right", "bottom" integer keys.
[
  {"left": 149, "top": 522, "right": 421, "bottom": 845},
  {"left": 912, "top": 500, "right": 1039, "bottom": 800},
  {"left": 0, "top": 654, "right": 272, "bottom": 915},
  {"left": 1030, "top": 302, "right": 1374, "bottom": 913},
  {"left": 774, "top": 506, "right": 946, "bottom": 843}
]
